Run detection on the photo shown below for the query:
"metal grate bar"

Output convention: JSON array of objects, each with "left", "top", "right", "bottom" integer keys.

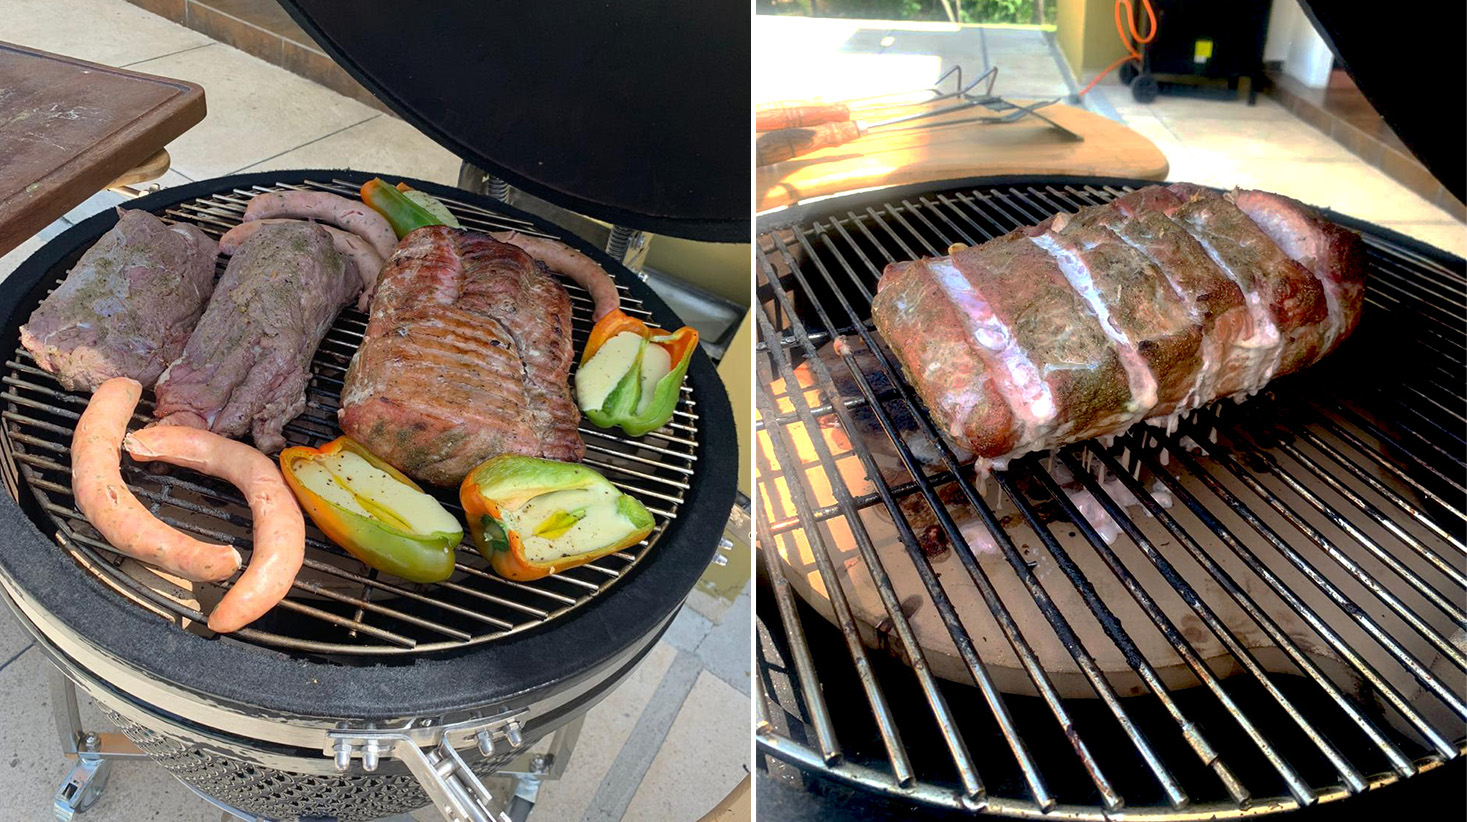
[
  {"left": 756, "top": 270, "right": 990, "bottom": 794},
  {"left": 1167, "top": 434, "right": 1467, "bottom": 719},
  {"left": 1220, "top": 419, "right": 1467, "bottom": 624},
  {"left": 1284, "top": 416, "right": 1467, "bottom": 553},
  {"left": 773, "top": 226, "right": 1128, "bottom": 809},
  {"left": 1085, "top": 441, "right": 1422, "bottom": 776},
  {"left": 1135, "top": 442, "right": 1459, "bottom": 761},
  {"left": 754, "top": 353, "right": 919, "bottom": 787},
  {"left": 997, "top": 465, "right": 1250, "bottom": 805},
  {"left": 1183, "top": 419, "right": 1467, "bottom": 672},
  {"left": 1035, "top": 453, "right": 1353, "bottom": 799}
]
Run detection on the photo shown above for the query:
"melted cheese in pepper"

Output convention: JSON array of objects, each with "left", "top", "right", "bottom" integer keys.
[{"left": 505, "top": 485, "right": 633, "bottom": 563}]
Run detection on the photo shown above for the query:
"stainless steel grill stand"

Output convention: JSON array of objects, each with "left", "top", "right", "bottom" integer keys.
[
  {"left": 47, "top": 653, "right": 586, "bottom": 822},
  {"left": 49, "top": 665, "right": 148, "bottom": 821}
]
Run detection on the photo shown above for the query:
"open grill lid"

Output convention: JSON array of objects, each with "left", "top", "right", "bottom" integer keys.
[
  {"left": 1298, "top": 2, "right": 1465, "bottom": 203},
  {"left": 278, "top": 0, "right": 750, "bottom": 243}
]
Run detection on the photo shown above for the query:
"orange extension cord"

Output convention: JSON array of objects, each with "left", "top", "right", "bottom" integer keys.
[{"left": 1077, "top": 0, "right": 1157, "bottom": 96}]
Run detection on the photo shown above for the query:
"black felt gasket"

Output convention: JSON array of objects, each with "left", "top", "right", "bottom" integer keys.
[{"left": 0, "top": 170, "right": 738, "bottom": 719}]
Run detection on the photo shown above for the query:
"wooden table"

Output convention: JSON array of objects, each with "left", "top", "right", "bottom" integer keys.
[
  {"left": 757, "top": 102, "right": 1169, "bottom": 213},
  {"left": 0, "top": 42, "right": 205, "bottom": 255}
]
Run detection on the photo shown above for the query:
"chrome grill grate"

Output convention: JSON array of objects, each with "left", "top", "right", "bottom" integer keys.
[
  {"left": 755, "top": 180, "right": 1465, "bottom": 818},
  {"left": 2, "top": 177, "right": 699, "bottom": 655}
]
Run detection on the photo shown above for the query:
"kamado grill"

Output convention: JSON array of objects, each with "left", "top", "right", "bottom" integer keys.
[
  {"left": 754, "top": 176, "right": 1465, "bottom": 818},
  {"left": 0, "top": 174, "right": 737, "bottom": 822}
]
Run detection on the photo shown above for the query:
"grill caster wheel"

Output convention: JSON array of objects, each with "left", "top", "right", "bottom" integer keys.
[
  {"left": 1131, "top": 73, "right": 1160, "bottom": 104},
  {"left": 1118, "top": 61, "right": 1139, "bottom": 86},
  {"left": 52, "top": 754, "right": 113, "bottom": 821}
]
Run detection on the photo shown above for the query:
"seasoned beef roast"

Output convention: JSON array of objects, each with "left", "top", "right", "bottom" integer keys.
[
  {"left": 153, "top": 222, "right": 362, "bottom": 452},
  {"left": 339, "top": 226, "right": 583, "bottom": 486},
  {"left": 871, "top": 185, "right": 1366, "bottom": 464},
  {"left": 20, "top": 209, "right": 217, "bottom": 391}
]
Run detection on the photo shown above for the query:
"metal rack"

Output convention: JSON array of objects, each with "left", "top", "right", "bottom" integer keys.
[
  {"left": 755, "top": 179, "right": 1465, "bottom": 818},
  {"left": 2, "top": 178, "right": 701, "bottom": 655}
]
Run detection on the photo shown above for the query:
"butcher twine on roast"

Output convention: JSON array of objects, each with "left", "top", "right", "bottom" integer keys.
[{"left": 340, "top": 226, "right": 584, "bottom": 486}]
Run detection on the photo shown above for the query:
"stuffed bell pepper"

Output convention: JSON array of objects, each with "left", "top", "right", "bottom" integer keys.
[
  {"left": 461, "top": 455, "right": 655, "bottom": 581},
  {"left": 575, "top": 309, "right": 697, "bottom": 437},
  {"left": 360, "top": 178, "right": 461, "bottom": 238},
  {"left": 281, "top": 437, "right": 463, "bottom": 583}
]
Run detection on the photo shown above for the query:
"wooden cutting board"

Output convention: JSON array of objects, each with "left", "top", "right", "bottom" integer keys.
[
  {"left": 0, "top": 42, "right": 206, "bottom": 255},
  {"left": 757, "top": 102, "right": 1168, "bottom": 213}
]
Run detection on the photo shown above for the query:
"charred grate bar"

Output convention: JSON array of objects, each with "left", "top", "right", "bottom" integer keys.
[
  {"left": 755, "top": 178, "right": 1465, "bottom": 819},
  {"left": 1, "top": 178, "right": 700, "bottom": 656}
]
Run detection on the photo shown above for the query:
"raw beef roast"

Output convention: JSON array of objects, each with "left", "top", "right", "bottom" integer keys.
[
  {"left": 153, "top": 222, "right": 361, "bottom": 452},
  {"left": 870, "top": 185, "right": 1366, "bottom": 463},
  {"left": 340, "top": 226, "right": 583, "bottom": 486},
  {"left": 20, "top": 209, "right": 218, "bottom": 391}
]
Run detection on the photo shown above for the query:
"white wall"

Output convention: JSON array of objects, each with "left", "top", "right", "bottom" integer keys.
[{"left": 1263, "top": 0, "right": 1334, "bottom": 87}]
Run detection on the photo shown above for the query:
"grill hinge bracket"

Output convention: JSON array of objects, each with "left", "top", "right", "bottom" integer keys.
[{"left": 325, "top": 709, "right": 527, "bottom": 822}]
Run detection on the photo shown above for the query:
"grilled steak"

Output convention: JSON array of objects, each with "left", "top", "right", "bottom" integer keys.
[
  {"left": 871, "top": 185, "right": 1366, "bottom": 463},
  {"left": 153, "top": 222, "right": 361, "bottom": 452},
  {"left": 339, "top": 226, "right": 583, "bottom": 486},
  {"left": 20, "top": 209, "right": 217, "bottom": 391}
]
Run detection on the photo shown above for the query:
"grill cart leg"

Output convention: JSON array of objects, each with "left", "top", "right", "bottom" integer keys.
[
  {"left": 495, "top": 715, "right": 585, "bottom": 821},
  {"left": 48, "top": 666, "right": 146, "bottom": 821}
]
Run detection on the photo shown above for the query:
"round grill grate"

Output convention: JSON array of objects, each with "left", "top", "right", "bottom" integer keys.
[
  {"left": 755, "top": 177, "right": 1465, "bottom": 819},
  {"left": 1, "top": 176, "right": 700, "bottom": 655}
]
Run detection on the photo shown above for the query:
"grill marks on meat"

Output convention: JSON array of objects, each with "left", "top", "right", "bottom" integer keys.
[
  {"left": 20, "top": 209, "right": 218, "bottom": 391},
  {"left": 153, "top": 223, "right": 361, "bottom": 453},
  {"left": 872, "top": 185, "right": 1365, "bottom": 462},
  {"left": 339, "top": 227, "right": 582, "bottom": 486}
]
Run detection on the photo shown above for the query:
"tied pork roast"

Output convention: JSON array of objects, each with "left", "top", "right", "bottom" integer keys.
[
  {"left": 20, "top": 209, "right": 218, "bottom": 391},
  {"left": 871, "top": 184, "right": 1365, "bottom": 464},
  {"left": 340, "top": 226, "right": 583, "bottom": 486},
  {"left": 154, "top": 222, "right": 364, "bottom": 452}
]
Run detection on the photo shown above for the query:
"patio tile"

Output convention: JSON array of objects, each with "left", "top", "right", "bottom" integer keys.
[
  {"left": 238, "top": 114, "right": 462, "bottom": 187},
  {"left": 1159, "top": 116, "right": 1358, "bottom": 163},
  {"left": 1221, "top": 158, "right": 1454, "bottom": 225},
  {"left": 527, "top": 641, "right": 678, "bottom": 822},
  {"left": 0, "top": 647, "right": 216, "bottom": 821},
  {"left": 1376, "top": 221, "right": 1467, "bottom": 258},
  {"left": 622, "top": 670, "right": 750, "bottom": 822},
  {"left": 0, "top": 0, "right": 210, "bottom": 68},
  {"left": 125, "top": 43, "right": 378, "bottom": 180}
]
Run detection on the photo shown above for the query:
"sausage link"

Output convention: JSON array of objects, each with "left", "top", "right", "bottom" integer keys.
[
  {"left": 124, "top": 425, "right": 305, "bottom": 633},
  {"left": 243, "top": 190, "right": 398, "bottom": 260},
  {"left": 491, "top": 231, "right": 621, "bottom": 320},
  {"left": 71, "top": 378, "right": 241, "bottom": 582}
]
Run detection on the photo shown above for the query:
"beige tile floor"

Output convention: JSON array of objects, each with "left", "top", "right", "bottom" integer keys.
[
  {"left": 1090, "top": 78, "right": 1466, "bottom": 257},
  {"left": 0, "top": 1, "right": 750, "bottom": 820}
]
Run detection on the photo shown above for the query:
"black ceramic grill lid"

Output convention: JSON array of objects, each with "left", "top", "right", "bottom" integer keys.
[
  {"left": 0, "top": 171, "right": 738, "bottom": 719},
  {"left": 1298, "top": 1, "right": 1465, "bottom": 203},
  {"left": 279, "top": 0, "right": 750, "bottom": 242}
]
